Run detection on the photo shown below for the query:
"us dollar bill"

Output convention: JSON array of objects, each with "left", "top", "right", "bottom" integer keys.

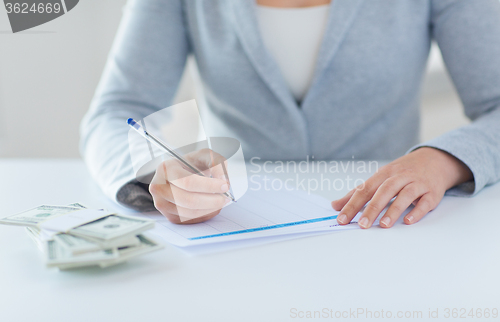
[
  {"left": 49, "top": 234, "right": 163, "bottom": 270},
  {"left": 0, "top": 205, "right": 81, "bottom": 227},
  {"left": 26, "top": 227, "right": 44, "bottom": 252},
  {"left": 45, "top": 238, "right": 119, "bottom": 268},
  {"left": 53, "top": 233, "right": 103, "bottom": 255},
  {"left": 66, "top": 203, "right": 88, "bottom": 209},
  {"left": 27, "top": 225, "right": 144, "bottom": 257},
  {"left": 99, "top": 234, "right": 164, "bottom": 268},
  {"left": 8, "top": 203, "right": 163, "bottom": 270},
  {"left": 69, "top": 214, "right": 154, "bottom": 241},
  {"left": 54, "top": 233, "right": 140, "bottom": 255}
]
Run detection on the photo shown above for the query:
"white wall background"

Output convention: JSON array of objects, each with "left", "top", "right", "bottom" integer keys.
[{"left": 0, "top": 1, "right": 469, "bottom": 158}]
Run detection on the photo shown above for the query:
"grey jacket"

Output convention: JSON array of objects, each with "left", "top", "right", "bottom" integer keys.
[{"left": 80, "top": 0, "right": 500, "bottom": 209}]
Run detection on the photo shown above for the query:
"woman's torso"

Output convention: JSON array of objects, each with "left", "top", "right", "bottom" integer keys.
[{"left": 183, "top": 0, "right": 431, "bottom": 160}]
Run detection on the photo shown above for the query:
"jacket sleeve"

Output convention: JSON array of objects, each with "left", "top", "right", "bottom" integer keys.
[
  {"left": 80, "top": 0, "right": 189, "bottom": 209},
  {"left": 409, "top": 0, "right": 500, "bottom": 196}
]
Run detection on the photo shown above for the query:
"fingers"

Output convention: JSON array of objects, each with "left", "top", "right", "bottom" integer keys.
[
  {"left": 330, "top": 151, "right": 451, "bottom": 229},
  {"left": 379, "top": 183, "right": 429, "bottom": 228},
  {"left": 170, "top": 184, "right": 229, "bottom": 210},
  {"left": 357, "top": 176, "right": 413, "bottom": 229},
  {"left": 208, "top": 161, "right": 229, "bottom": 181},
  {"left": 151, "top": 181, "right": 228, "bottom": 210},
  {"left": 166, "top": 161, "right": 229, "bottom": 194},
  {"left": 207, "top": 149, "right": 229, "bottom": 180},
  {"left": 336, "top": 175, "right": 386, "bottom": 225},
  {"left": 176, "top": 211, "right": 221, "bottom": 224},
  {"left": 331, "top": 188, "right": 355, "bottom": 211},
  {"left": 153, "top": 197, "right": 222, "bottom": 224},
  {"left": 404, "top": 193, "right": 436, "bottom": 225},
  {"left": 187, "top": 148, "right": 229, "bottom": 180},
  {"left": 149, "top": 149, "right": 231, "bottom": 224}
]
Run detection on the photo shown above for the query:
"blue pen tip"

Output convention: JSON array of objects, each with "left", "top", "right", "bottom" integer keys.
[{"left": 127, "top": 118, "right": 142, "bottom": 131}]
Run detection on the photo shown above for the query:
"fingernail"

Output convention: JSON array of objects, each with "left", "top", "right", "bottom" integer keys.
[
  {"left": 406, "top": 215, "right": 414, "bottom": 224},
  {"left": 358, "top": 217, "right": 369, "bottom": 229},
  {"left": 380, "top": 216, "right": 391, "bottom": 227},
  {"left": 338, "top": 214, "right": 347, "bottom": 224},
  {"left": 221, "top": 183, "right": 229, "bottom": 192}
]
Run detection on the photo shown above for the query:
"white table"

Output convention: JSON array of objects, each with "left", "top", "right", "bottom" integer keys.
[{"left": 1, "top": 159, "right": 499, "bottom": 322}]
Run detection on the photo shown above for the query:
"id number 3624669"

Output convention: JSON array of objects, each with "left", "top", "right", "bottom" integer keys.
[{"left": 5, "top": 2, "right": 62, "bottom": 14}]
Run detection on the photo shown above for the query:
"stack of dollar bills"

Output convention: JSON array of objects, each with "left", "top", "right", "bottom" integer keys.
[{"left": 0, "top": 203, "right": 163, "bottom": 270}]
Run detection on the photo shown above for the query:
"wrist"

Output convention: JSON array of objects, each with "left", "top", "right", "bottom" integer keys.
[{"left": 414, "top": 147, "right": 473, "bottom": 189}]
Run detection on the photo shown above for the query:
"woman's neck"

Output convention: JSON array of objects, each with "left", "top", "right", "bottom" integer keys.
[{"left": 256, "top": 0, "right": 331, "bottom": 8}]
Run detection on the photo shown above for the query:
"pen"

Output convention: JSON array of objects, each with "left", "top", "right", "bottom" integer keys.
[{"left": 127, "top": 118, "right": 236, "bottom": 202}]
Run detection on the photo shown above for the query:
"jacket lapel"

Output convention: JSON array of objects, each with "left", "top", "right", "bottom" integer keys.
[
  {"left": 301, "top": 0, "right": 366, "bottom": 108},
  {"left": 229, "top": 0, "right": 299, "bottom": 112},
  {"left": 228, "top": 0, "right": 365, "bottom": 153},
  {"left": 229, "top": 0, "right": 365, "bottom": 110}
]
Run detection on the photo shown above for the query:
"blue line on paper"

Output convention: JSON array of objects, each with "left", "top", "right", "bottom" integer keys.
[{"left": 188, "top": 215, "right": 338, "bottom": 240}]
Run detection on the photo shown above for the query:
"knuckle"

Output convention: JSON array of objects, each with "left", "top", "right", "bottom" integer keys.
[
  {"left": 390, "top": 202, "right": 405, "bottom": 214},
  {"left": 153, "top": 201, "right": 161, "bottom": 211},
  {"left": 157, "top": 205, "right": 171, "bottom": 216},
  {"left": 418, "top": 198, "right": 432, "bottom": 212},
  {"left": 383, "top": 176, "right": 396, "bottom": 185},
  {"left": 180, "top": 193, "right": 198, "bottom": 208},
  {"left": 152, "top": 197, "right": 161, "bottom": 209},
  {"left": 381, "top": 164, "right": 397, "bottom": 176},
  {"left": 358, "top": 180, "right": 371, "bottom": 190},
  {"left": 165, "top": 164, "right": 181, "bottom": 180},
  {"left": 149, "top": 183, "right": 160, "bottom": 196},
  {"left": 401, "top": 168, "right": 416, "bottom": 178},
  {"left": 403, "top": 184, "right": 419, "bottom": 197},
  {"left": 197, "top": 148, "right": 212, "bottom": 159},
  {"left": 153, "top": 198, "right": 170, "bottom": 212},
  {"left": 341, "top": 203, "right": 356, "bottom": 215},
  {"left": 355, "top": 186, "right": 371, "bottom": 198},
  {"left": 347, "top": 188, "right": 356, "bottom": 197},
  {"left": 378, "top": 165, "right": 392, "bottom": 176},
  {"left": 354, "top": 182, "right": 367, "bottom": 192},
  {"left": 427, "top": 193, "right": 440, "bottom": 206},
  {"left": 365, "top": 202, "right": 382, "bottom": 214},
  {"left": 165, "top": 215, "right": 181, "bottom": 224},
  {"left": 383, "top": 176, "right": 401, "bottom": 189},
  {"left": 177, "top": 175, "right": 196, "bottom": 191},
  {"left": 159, "top": 160, "right": 174, "bottom": 175}
]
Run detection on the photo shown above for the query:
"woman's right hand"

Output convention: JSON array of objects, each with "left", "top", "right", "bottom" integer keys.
[{"left": 149, "top": 148, "right": 231, "bottom": 224}]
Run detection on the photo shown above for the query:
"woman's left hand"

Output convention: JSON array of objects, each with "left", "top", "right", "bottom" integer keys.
[{"left": 331, "top": 147, "right": 473, "bottom": 229}]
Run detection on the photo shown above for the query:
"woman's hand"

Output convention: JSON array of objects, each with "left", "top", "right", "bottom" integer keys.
[
  {"left": 331, "top": 147, "right": 473, "bottom": 229},
  {"left": 149, "top": 149, "right": 231, "bottom": 224}
]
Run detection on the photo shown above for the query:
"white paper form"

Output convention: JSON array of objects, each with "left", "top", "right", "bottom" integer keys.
[
  {"left": 138, "top": 178, "right": 360, "bottom": 247},
  {"left": 168, "top": 229, "right": 338, "bottom": 256}
]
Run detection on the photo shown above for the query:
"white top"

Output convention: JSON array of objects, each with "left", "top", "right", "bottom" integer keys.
[{"left": 256, "top": 4, "right": 331, "bottom": 102}]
